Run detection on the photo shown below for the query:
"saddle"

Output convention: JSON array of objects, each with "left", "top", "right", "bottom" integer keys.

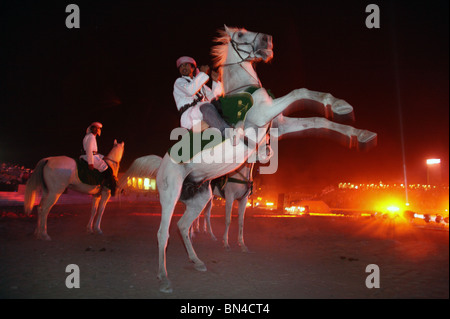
[
  {"left": 75, "top": 158, "right": 106, "bottom": 186},
  {"left": 216, "top": 86, "right": 260, "bottom": 125},
  {"left": 168, "top": 129, "right": 226, "bottom": 163}
]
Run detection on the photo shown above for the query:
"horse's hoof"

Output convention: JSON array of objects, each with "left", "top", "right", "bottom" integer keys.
[
  {"left": 224, "top": 244, "right": 231, "bottom": 251},
  {"left": 357, "top": 130, "right": 377, "bottom": 143},
  {"left": 159, "top": 280, "right": 173, "bottom": 294},
  {"left": 356, "top": 131, "right": 377, "bottom": 151},
  {"left": 194, "top": 262, "right": 207, "bottom": 272},
  {"left": 240, "top": 246, "right": 250, "bottom": 253},
  {"left": 95, "top": 229, "right": 103, "bottom": 235},
  {"left": 331, "top": 99, "right": 353, "bottom": 115},
  {"left": 36, "top": 233, "right": 51, "bottom": 241}
]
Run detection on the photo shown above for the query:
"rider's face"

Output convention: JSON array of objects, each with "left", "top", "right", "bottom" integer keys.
[
  {"left": 179, "top": 63, "right": 194, "bottom": 78},
  {"left": 91, "top": 126, "right": 101, "bottom": 136}
]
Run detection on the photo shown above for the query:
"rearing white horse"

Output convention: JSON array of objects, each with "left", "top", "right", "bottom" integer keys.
[
  {"left": 141, "top": 26, "right": 376, "bottom": 293},
  {"left": 24, "top": 140, "right": 124, "bottom": 240}
]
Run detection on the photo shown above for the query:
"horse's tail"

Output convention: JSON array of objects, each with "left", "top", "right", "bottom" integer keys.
[
  {"left": 117, "top": 155, "right": 162, "bottom": 192},
  {"left": 24, "top": 159, "right": 48, "bottom": 215}
]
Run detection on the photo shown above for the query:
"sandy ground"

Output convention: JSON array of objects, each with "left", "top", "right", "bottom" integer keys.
[{"left": 0, "top": 201, "right": 448, "bottom": 300}]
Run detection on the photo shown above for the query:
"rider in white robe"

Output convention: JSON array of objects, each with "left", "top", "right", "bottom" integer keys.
[
  {"left": 173, "top": 56, "right": 244, "bottom": 145},
  {"left": 80, "top": 122, "right": 108, "bottom": 172},
  {"left": 79, "top": 122, "right": 117, "bottom": 195},
  {"left": 173, "top": 62, "right": 224, "bottom": 130}
]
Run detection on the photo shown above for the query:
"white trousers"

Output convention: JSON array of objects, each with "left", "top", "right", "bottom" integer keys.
[{"left": 80, "top": 154, "right": 108, "bottom": 172}]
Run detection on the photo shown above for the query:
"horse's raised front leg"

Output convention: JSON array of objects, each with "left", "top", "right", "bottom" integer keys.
[
  {"left": 251, "top": 88, "right": 355, "bottom": 127},
  {"left": 87, "top": 194, "right": 101, "bottom": 234},
  {"left": 272, "top": 115, "right": 377, "bottom": 150},
  {"left": 93, "top": 189, "right": 111, "bottom": 235}
]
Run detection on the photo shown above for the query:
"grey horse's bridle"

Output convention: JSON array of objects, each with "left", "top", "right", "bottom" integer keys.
[
  {"left": 223, "top": 31, "right": 261, "bottom": 67},
  {"left": 222, "top": 31, "right": 263, "bottom": 94}
]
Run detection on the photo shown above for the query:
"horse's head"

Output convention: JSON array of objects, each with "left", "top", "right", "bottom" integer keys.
[
  {"left": 105, "top": 139, "right": 125, "bottom": 178},
  {"left": 212, "top": 26, "right": 276, "bottom": 134},
  {"left": 108, "top": 139, "right": 125, "bottom": 163},
  {"left": 212, "top": 25, "right": 273, "bottom": 68}
]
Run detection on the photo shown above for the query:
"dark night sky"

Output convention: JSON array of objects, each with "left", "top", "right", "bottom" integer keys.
[{"left": 1, "top": 0, "right": 448, "bottom": 190}]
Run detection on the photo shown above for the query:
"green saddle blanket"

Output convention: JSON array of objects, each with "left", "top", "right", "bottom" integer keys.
[
  {"left": 168, "top": 130, "right": 226, "bottom": 163},
  {"left": 219, "top": 86, "right": 260, "bottom": 125},
  {"left": 76, "top": 158, "right": 104, "bottom": 185}
]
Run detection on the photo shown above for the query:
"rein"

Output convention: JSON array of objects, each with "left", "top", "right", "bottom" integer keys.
[
  {"left": 104, "top": 156, "right": 120, "bottom": 178},
  {"left": 104, "top": 157, "right": 119, "bottom": 166}
]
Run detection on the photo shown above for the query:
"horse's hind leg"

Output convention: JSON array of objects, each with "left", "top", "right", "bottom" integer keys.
[
  {"left": 178, "top": 188, "right": 212, "bottom": 272},
  {"left": 204, "top": 199, "right": 217, "bottom": 241},
  {"left": 223, "top": 197, "right": 234, "bottom": 250},
  {"left": 35, "top": 192, "right": 61, "bottom": 240},
  {"left": 237, "top": 197, "right": 249, "bottom": 253},
  {"left": 157, "top": 171, "right": 183, "bottom": 294},
  {"left": 189, "top": 215, "right": 200, "bottom": 241},
  {"left": 157, "top": 198, "right": 178, "bottom": 294},
  {"left": 87, "top": 194, "right": 101, "bottom": 234}
]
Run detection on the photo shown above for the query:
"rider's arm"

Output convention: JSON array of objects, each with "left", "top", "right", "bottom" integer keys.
[
  {"left": 84, "top": 134, "right": 96, "bottom": 168},
  {"left": 178, "top": 73, "right": 209, "bottom": 96},
  {"left": 173, "top": 73, "right": 209, "bottom": 100}
]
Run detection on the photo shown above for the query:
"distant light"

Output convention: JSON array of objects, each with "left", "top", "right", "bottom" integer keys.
[
  {"left": 387, "top": 206, "right": 400, "bottom": 213},
  {"left": 426, "top": 158, "right": 441, "bottom": 165},
  {"left": 144, "top": 178, "right": 151, "bottom": 190}
]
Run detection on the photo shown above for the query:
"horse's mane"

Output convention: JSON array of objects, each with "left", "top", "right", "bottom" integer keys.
[{"left": 211, "top": 26, "right": 245, "bottom": 69}]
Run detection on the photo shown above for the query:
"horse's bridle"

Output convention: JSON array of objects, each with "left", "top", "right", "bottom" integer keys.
[
  {"left": 224, "top": 31, "right": 261, "bottom": 66},
  {"left": 222, "top": 31, "right": 263, "bottom": 94}
]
